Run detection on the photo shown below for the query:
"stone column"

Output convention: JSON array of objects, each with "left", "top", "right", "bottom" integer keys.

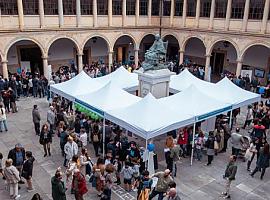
[
  {"left": 179, "top": 50, "right": 184, "bottom": 65},
  {"left": 261, "top": 0, "right": 270, "bottom": 33},
  {"left": 58, "top": 0, "right": 64, "bottom": 27},
  {"left": 170, "top": 0, "right": 175, "bottom": 27},
  {"left": 134, "top": 48, "right": 139, "bottom": 68},
  {"left": 2, "top": 60, "right": 8, "bottom": 79},
  {"left": 108, "top": 0, "right": 112, "bottom": 26},
  {"left": 204, "top": 54, "right": 211, "bottom": 81},
  {"left": 122, "top": 0, "right": 126, "bottom": 26},
  {"left": 42, "top": 56, "right": 49, "bottom": 79},
  {"left": 241, "top": 0, "right": 250, "bottom": 32},
  {"left": 77, "top": 53, "right": 83, "bottom": 72},
  {"left": 148, "top": 0, "right": 152, "bottom": 25},
  {"left": 225, "top": 0, "right": 232, "bottom": 31},
  {"left": 182, "top": 0, "right": 187, "bottom": 27},
  {"left": 108, "top": 51, "right": 113, "bottom": 72},
  {"left": 76, "top": 0, "right": 81, "bottom": 27},
  {"left": 208, "top": 0, "right": 215, "bottom": 29},
  {"left": 39, "top": 0, "right": 45, "bottom": 28},
  {"left": 93, "top": 0, "right": 98, "bottom": 27},
  {"left": 17, "top": 0, "right": 24, "bottom": 30},
  {"left": 195, "top": 0, "right": 200, "bottom": 28},
  {"left": 236, "top": 59, "right": 243, "bottom": 77},
  {"left": 135, "top": 0, "right": 139, "bottom": 26}
]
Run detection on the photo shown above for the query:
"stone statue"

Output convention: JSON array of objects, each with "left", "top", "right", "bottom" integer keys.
[{"left": 142, "top": 34, "right": 168, "bottom": 71}]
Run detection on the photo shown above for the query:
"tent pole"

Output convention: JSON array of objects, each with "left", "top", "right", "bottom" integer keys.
[
  {"left": 229, "top": 109, "right": 233, "bottom": 130},
  {"left": 102, "top": 117, "right": 105, "bottom": 158},
  {"left": 190, "top": 123, "right": 196, "bottom": 166},
  {"left": 145, "top": 139, "right": 148, "bottom": 169}
]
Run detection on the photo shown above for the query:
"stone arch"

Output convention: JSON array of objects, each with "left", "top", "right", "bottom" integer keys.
[
  {"left": 4, "top": 37, "right": 46, "bottom": 60},
  {"left": 138, "top": 33, "right": 156, "bottom": 48},
  {"left": 207, "top": 37, "right": 240, "bottom": 58},
  {"left": 162, "top": 33, "right": 180, "bottom": 48},
  {"left": 240, "top": 41, "right": 270, "bottom": 60},
  {"left": 181, "top": 35, "right": 206, "bottom": 51},
  {"left": 82, "top": 34, "right": 111, "bottom": 52},
  {"left": 46, "top": 35, "right": 81, "bottom": 54},
  {"left": 113, "top": 33, "right": 138, "bottom": 50}
]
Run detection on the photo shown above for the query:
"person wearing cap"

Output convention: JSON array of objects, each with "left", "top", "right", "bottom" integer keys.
[
  {"left": 230, "top": 128, "right": 244, "bottom": 158},
  {"left": 32, "top": 105, "right": 41, "bottom": 135},
  {"left": 149, "top": 169, "right": 174, "bottom": 200},
  {"left": 47, "top": 106, "right": 55, "bottom": 134},
  {"left": 3, "top": 159, "right": 21, "bottom": 199},
  {"left": 64, "top": 136, "right": 78, "bottom": 167},
  {"left": 8, "top": 143, "right": 26, "bottom": 184}
]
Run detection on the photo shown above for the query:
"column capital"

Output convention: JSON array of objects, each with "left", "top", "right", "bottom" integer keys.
[
  {"left": 77, "top": 53, "right": 83, "bottom": 56},
  {"left": 236, "top": 59, "right": 243, "bottom": 63},
  {"left": 41, "top": 56, "right": 48, "bottom": 60},
  {"left": 205, "top": 54, "right": 211, "bottom": 58},
  {"left": 179, "top": 50, "right": 185, "bottom": 53},
  {"left": 134, "top": 48, "right": 140, "bottom": 52},
  {"left": 1, "top": 60, "right": 8, "bottom": 64},
  {"left": 108, "top": 51, "right": 114, "bottom": 54}
]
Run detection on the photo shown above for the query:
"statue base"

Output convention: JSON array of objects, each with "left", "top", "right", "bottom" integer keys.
[{"left": 134, "top": 68, "right": 175, "bottom": 98}]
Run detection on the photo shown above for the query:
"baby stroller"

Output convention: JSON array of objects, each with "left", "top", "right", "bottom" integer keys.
[{"left": 238, "top": 136, "right": 251, "bottom": 162}]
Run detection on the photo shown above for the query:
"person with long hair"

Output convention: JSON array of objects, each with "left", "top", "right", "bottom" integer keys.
[
  {"left": 92, "top": 157, "right": 105, "bottom": 197},
  {"left": 251, "top": 143, "right": 270, "bottom": 180},
  {"left": 39, "top": 123, "right": 52, "bottom": 157}
]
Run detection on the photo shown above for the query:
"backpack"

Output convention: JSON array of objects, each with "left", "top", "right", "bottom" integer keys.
[{"left": 93, "top": 134, "right": 99, "bottom": 142}]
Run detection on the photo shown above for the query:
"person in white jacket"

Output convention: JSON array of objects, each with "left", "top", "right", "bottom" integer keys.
[
  {"left": 64, "top": 136, "right": 78, "bottom": 167},
  {"left": 3, "top": 159, "right": 21, "bottom": 199},
  {"left": 79, "top": 128, "right": 88, "bottom": 148},
  {"left": 0, "top": 104, "right": 8, "bottom": 132}
]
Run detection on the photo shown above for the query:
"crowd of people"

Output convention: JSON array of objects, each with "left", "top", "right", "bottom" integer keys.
[{"left": 0, "top": 62, "right": 270, "bottom": 200}]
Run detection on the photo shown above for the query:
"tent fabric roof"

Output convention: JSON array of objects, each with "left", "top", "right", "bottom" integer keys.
[
  {"left": 105, "top": 93, "right": 195, "bottom": 140},
  {"left": 50, "top": 71, "right": 103, "bottom": 101},
  {"left": 75, "top": 82, "right": 141, "bottom": 116},
  {"left": 159, "top": 85, "right": 232, "bottom": 122},
  {"left": 214, "top": 77, "right": 261, "bottom": 109},
  {"left": 170, "top": 68, "right": 215, "bottom": 92},
  {"left": 95, "top": 66, "right": 138, "bottom": 89}
]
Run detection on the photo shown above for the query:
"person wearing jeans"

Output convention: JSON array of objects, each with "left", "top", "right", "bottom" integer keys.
[{"left": 0, "top": 104, "right": 8, "bottom": 132}]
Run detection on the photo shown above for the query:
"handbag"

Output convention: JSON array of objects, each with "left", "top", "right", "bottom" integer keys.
[{"left": 214, "top": 141, "right": 219, "bottom": 150}]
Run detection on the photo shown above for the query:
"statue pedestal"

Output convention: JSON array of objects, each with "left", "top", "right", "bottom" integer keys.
[{"left": 135, "top": 68, "right": 175, "bottom": 98}]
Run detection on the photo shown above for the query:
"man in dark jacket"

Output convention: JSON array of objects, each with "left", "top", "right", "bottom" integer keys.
[
  {"left": 32, "top": 105, "right": 41, "bottom": 135},
  {"left": 51, "top": 169, "right": 67, "bottom": 200},
  {"left": 8, "top": 143, "right": 26, "bottom": 184},
  {"left": 221, "top": 155, "right": 237, "bottom": 199}
]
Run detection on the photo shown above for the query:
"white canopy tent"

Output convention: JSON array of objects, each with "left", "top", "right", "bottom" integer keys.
[
  {"left": 169, "top": 68, "right": 215, "bottom": 93},
  {"left": 214, "top": 77, "right": 261, "bottom": 109},
  {"left": 105, "top": 93, "right": 195, "bottom": 140},
  {"left": 50, "top": 71, "right": 103, "bottom": 101},
  {"left": 95, "top": 66, "right": 139, "bottom": 91}
]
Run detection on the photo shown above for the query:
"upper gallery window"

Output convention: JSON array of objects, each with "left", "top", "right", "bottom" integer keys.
[
  {"left": 63, "top": 0, "right": 76, "bottom": 15},
  {"left": 126, "top": 0, "right": 135, "bottom": 15},
  {"left": 215, "top": 0, "right": 227, "bottom": 18},
  {"left": 44, "top": 0, "right": 58, "bottom": 15},
  {"left": 140, "top": 0, "right": 148, "bottom": 15},
  {"left": 200, "top": 0, "right": 211, "bottom": 17},
  {"left": 113, "top": 0, "right": 122, "bottom": 15},
  {"left": 175, "top": 0, "right": 183, "bottom": 16},
  {"left": 249, "top": 0, "right": 265, "bottom": 20},
  {"left": 187, "top": 0, "right": 196, "bottom": 17},
  {"left": 81, "top": 0, "right": 93, "bottom": 15},
  {"left": 97, "top": 0, "right": 108, "bottom": 15},
  {"left": 0, "top": 0, "right": 18, "bottom": 15},
  {"left": 23, "top": 0, "right": 39, "bottom": 15},
  {"left": 231, "top": 0, "right": 245, "bottom": 19}
]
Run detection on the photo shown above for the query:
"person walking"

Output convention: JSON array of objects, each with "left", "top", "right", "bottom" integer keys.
[
  {"left": 245, "top": 139, "right": 258, "bottom": 171},
  {"left": 169, "top": 139, "right": 181, "bottom": 177},
  {"left": 32, "top": 105, "right": 41, "bottom": 135},
  {"left": 64, "top": 136, "right": 78, "bottom": 167},
  {"left": 3, "top": 159, "right": 21, "bottom": 199},
  {"left": 51, "top": 169, "right": 67, "bottom": 200},
  {"left": 242, "top": 105, "right": 253, "bottom": 129},
  {"left": 221, "top": 155, "right": 237, "bottom": 199},
  {"left": 205, "top": 131, "right": 215, "bottom": 166},
  {"left": 0, "top": 104, "right": 8, "bottom": 132},
  {"left": 72, "top": 169, "right": 88, "bottom": 200},
  {"left": 39, "top": 124, "right": 52, "bottom": 157},
  {"left": 230, "top": 128, "right": 244, "bottom": 158},
  {"left": 21, "top": 151, "right": 35, "bottom": 192},
  {"left": 8, "top": 143, "right": 26, "bottom": 184},
  {"left": 47, "top": 106, "right": 55, "bottom": 134},
  {"left": 91, "top": 124, "right": 100, "bottom": 157},
  {"left": 251, "top": 143, "right": 270, "bottom": 180},
  {"left": 149, "top": 169, "right": 174, "bottom": 200}
]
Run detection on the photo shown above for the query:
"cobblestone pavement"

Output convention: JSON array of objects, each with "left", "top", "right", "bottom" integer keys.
[{"left": 0, "top": 97, "right": 270, "bottom": 200}]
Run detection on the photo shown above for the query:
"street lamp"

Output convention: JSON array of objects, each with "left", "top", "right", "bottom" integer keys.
[{"left": 159, "top": 0, "right": 171, "bottom": 36}]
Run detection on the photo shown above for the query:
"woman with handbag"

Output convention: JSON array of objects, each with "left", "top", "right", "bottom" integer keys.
[
  {"left": 21, "top": 151, "right": 35, "bottom": 192},
  {"left": 39, "top": 123, "right": 52, "bottom": 157}
]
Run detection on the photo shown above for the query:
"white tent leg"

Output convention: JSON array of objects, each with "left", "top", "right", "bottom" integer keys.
[
  {"left": 229, "top": 109, "right": 233, "bottom": 129},
  {"left": 145, "top": 139, "right": 148, "bottom": 169},
  {"left": 190, "top": 123, "right": 196, "bottom": 166},
  {"left": 102, "top": 118, "right": 105, "bottom": 158}
]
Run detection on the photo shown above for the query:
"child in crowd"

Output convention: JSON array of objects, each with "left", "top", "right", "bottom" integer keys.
[
  {"left": 113, "top": 155, "right": 122, "bottom": 185},
  {"left": 121, "top": 161, "right": 134, "bottom": 192},
  {"left": 132, "top": 162, "right": 140, "bottom": 191}
]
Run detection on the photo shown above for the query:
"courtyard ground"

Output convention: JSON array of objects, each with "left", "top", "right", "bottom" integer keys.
[{"left": 0, "top": 97, "right": 269, "bottom": 200}]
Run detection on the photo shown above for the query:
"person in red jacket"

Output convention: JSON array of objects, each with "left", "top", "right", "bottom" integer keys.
[
  {"left": 72, "top": 169, "right": 88, "bottom": 200},
  {"left": 177, "top": 128, "right": 188, "bottom": 158}
]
